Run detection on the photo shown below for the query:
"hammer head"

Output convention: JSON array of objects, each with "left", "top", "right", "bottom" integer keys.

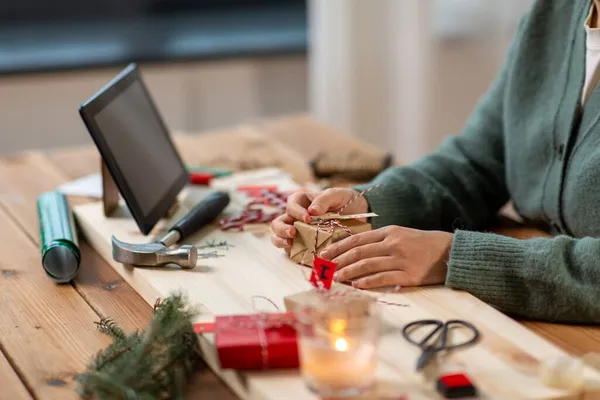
[{"left": 112, "top": 236, "right": 197, "bottom": 269}]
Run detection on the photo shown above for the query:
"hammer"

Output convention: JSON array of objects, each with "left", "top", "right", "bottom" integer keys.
[{"left": 112, "top": 191, "right": 230, "bottom": 269}]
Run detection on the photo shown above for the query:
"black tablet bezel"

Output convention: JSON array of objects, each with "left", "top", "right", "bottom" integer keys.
[{"left": 79, "top": 63, "right": 188, "bottom": 235}]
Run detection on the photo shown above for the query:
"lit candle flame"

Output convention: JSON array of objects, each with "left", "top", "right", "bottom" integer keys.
[{"left": 335, "top": 337, "right": 348, "bottom": 352}]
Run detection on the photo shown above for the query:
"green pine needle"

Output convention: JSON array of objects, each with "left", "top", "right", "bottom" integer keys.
[
  {"left": 77, "top": 293, "right": 202, "bottom": 400},
  {"left": 95, "top": 318, "right": 127, "bottom": 341}
]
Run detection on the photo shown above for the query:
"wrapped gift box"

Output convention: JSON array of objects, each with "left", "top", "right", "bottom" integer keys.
[
  {"left": 284, "top": 289, "right": 376, "bottom": 318},
  {"left": 290, "top": 218, "right": 371, "bottom": 267},
  {"left": 196, "top": 312, "right": 299, "bottom": 370}
]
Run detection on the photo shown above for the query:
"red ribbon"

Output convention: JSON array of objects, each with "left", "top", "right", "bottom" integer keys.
[{"left": 219, "top": 188, "right": 292, "bottom": 231}]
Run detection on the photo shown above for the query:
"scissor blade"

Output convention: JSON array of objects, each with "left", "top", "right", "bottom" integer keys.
[{"left": 416, "top": 349, "right": 436, "bottom": 371}]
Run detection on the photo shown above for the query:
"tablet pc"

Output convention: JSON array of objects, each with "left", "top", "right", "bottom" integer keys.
[{"left": 79, "top": 63, "right": 188, "bottom": 235}]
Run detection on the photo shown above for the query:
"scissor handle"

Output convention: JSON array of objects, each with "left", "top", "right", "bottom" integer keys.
[
  {"left": 442, "top": 319, "right": 480, "bottom": 350},
  {"left": 402, "top": 319, "right": 444, "bottom": 349},
  {"left": 402, "top": 319, "right": 480, "bottom": 351}
]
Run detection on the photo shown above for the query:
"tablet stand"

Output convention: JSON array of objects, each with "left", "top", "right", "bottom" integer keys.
[{"left": 101, "top": 160, "right": 179, "bottom": 218}]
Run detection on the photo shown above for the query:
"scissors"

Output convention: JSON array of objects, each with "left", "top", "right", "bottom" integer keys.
[{"left": 402, "top": 319, "right": 480, "bottom": 371}]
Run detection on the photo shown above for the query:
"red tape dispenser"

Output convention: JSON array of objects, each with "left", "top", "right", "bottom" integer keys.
[{"left": 436, "top": 373, "right": 478, "bottom": 398}]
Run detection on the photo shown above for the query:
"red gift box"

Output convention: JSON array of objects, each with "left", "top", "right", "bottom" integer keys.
[{"left": 195, "top": 312, "right": 299, "bottom": 370}]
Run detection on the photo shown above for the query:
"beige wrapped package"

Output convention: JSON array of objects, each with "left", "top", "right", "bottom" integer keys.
[
  {"left": 284, "top": 289, "right": 375, "bottom": 316},
  {"left": 289, "top": 218, "right": 371, "bottom": 267}
]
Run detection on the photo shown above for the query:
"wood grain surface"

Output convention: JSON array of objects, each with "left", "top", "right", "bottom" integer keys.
[
  {"left": 0, "top": 349, "right": 32, "bottom": 400},
  {"left": 0, "top": 205, "right": 109, "bottom": 399},
  {"left": 0, "top": 152, "right": 152, "bottom": 331},
  {"left": 0, "top": 115, "right": 597, "bottom": 399}
]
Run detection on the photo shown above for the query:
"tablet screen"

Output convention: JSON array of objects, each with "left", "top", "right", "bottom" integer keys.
[
  {"left": 93, "top": 80, "right": 183, "bottom": 217},
  {"left": 80, "top": 64, "right": 188, "bottom": 234}
]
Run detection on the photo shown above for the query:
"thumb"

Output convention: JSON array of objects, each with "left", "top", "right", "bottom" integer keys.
[{"left": 308, "top": 189, "right": 346, "bottom": 216}]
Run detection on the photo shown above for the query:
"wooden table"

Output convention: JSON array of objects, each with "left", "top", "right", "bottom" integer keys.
[{"left": 0, "top": 115, "right": 598, "bottom": 400}]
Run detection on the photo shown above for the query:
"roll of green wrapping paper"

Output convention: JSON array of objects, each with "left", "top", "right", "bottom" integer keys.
[{"left": 37, "top": 191, "right": 81, "bottom": 283}]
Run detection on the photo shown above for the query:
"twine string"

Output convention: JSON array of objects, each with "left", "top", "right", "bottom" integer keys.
[{"left": 338, "top": 183, "right": 383, "bottom": 214}]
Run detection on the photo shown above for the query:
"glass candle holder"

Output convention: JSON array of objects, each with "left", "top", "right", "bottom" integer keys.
[{"left": 295, "top": 293, "right": 380, "bottom": 398}]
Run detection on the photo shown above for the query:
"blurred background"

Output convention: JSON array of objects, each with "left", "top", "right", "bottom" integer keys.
[{"left": 0, "top": 0, "right": 533, "bottom": 162}]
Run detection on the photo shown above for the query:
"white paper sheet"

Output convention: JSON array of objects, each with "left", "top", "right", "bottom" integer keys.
[{"left": 58, "top": 174, "right": 103, "bottom": 198}]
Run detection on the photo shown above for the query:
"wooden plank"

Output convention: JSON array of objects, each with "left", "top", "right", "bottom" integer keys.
[
  {"left": 0, "top": 204, "right": 110, "bottom": 399},
  {"left": 74, "top": 182, "right": 600, "bottom": 400},
  {"left": 0, "top": 349, "right": 32, "bottom": 400},
  {"left": 10, "top": 151, "right": 237, "bottom": 400},
  {"left": 521, "top": 322, "right": 600, "bottom": 358},
  {"left": 45, "top": 146, "right": 100, "bottom": 181}
]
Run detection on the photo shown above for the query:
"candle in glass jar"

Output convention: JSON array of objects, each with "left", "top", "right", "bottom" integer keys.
[
  {"left": 295, "top": 292, "right": 380, "bottom": 397},
  {"left": 299, "top": 318, "right": 378, "bottom": 395}
]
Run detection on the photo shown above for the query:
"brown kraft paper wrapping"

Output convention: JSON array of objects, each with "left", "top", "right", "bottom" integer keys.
[{"left": 289, "top": 219, "right": 371, "bottom": 267}]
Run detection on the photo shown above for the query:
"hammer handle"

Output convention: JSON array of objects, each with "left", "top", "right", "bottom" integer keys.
[{"left": 170, "top": 191, "right": 230, "bottom": 241}]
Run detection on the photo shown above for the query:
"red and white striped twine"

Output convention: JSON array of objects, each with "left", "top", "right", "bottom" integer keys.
[
  {"left": 219, "top": 189, "right": 291, "bottom": 231},
  {"left": 337, "top": 183, "right": 383, "bottom": 214}
]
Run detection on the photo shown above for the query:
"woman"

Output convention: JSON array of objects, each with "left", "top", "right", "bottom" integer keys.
[{"left": 271, "top": 0, "right": 600, "bottom": 323}]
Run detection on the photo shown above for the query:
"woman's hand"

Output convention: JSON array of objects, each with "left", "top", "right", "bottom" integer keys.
[
  {"left": 270, "top": 188, "right": 368, "bottom": 253},
  {"left": 319, "top": 226, "right": 453, "bottom": 289}
]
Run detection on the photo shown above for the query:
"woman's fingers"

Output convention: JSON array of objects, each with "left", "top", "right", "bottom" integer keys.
[
  {"left": 271, "top": 214, "right": 297, "bottom": 238},
  {"left": 286, "top": 202, "right": 311, "bottom": 224},
  {"left": 333, "top": 256, "right": 395, "bottom": 282},
  {"left": 331, "top": 242, "right": 388, "bottom": 270},
  {"left": 352, "top": 270, "right": 411, "bottom": 289},
  {"left": 271, "top": 233, "right": 292, "bottom": 249},
  {"left": 320, "top": 229, "right": 386, "bottom": 261},
  {"left": 308, "top": 188, "right": 353, "bottom": 216},
  {"left": 285, "top": 188, "right": 361, "bottom": 223},
  {"left": 286, "top": 192, "right": 315, "bottom": 223}
]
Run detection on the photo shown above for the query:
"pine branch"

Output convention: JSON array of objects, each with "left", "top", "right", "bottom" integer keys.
[
  {"left": 198, "top": 251, "right": 224, "bottom": 259},
  {"left": 93, "top": 343, "right": 134, "bottom": 372},
  {"left": 200, "top": 239, "right": 233, "bottom": 250},
  {"left": 77, "top": 293, "right": 201, "bottom": 400}
]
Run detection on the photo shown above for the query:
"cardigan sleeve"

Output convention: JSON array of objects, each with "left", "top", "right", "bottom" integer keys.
[{"left": 447, "top": 231, "right": 600, "bottom": 322}]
